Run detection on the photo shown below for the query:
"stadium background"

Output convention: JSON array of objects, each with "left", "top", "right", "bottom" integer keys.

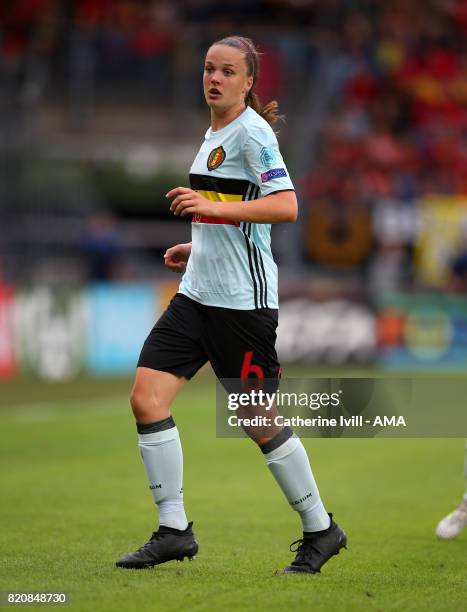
[{"left": 1, "top": 2, "right": 466, "bottom": 611}]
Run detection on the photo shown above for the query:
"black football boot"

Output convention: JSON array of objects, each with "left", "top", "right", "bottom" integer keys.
[
  {"left": 283, "top": 514, "right": 347, "bottom": 574},
  {"left": 116, "top": 522, "right": 198, "bottom": 569}
]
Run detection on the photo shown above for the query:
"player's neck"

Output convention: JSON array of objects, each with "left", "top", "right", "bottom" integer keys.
[{"left": 210, "top": 103, "right": 247, "bottom": 132}]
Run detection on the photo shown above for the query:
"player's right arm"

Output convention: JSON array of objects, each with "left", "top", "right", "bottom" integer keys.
[{"left": 164, "top": 242, "right": 192, "bottom": 273}]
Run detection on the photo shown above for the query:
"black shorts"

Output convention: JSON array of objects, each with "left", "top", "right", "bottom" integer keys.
[{"left": 137, "top": 293, "right": 281, "bottom": 385}]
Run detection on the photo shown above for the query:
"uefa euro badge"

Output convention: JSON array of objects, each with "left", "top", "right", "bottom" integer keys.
[
  {"left": 207, "top": 146, "right": 226, "bottom": 171},
  {"left": 260, "top": 146, "right": 276, "bottom": 169}
]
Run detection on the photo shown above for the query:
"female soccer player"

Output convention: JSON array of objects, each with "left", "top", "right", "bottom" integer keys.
[{"left": 116, "top": 35, "right": 346, "bottom": 573}]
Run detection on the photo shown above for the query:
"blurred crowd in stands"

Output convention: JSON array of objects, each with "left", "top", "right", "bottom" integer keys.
[
  {"left": 1, "top": 1, "right": 467, "bottom": 292},
  {"left": 302, "top": 0, "right": 467, "bottom": 292},
  {"left": 0, "top": 0, "right": 317, "bottom": 109}
]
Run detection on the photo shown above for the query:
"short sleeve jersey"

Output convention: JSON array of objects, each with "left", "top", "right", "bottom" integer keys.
[{"left": 178, "top": 106, "right": 294, "bottom": 310}]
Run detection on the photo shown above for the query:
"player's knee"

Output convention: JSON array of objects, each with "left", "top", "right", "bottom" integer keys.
[
  {"left": 129, "top": 387, "right": 168, "bottom": 422},
  {"left": 129, "top": 388, "right": 146, "bottom": 419}
]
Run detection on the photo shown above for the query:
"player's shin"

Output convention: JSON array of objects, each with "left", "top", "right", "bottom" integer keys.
[
  {"left": 137, "top": 417, "right": 188, "bottom": 531},
  {"left": 261, "top": 429, "right": 330, "bottom": 532}
]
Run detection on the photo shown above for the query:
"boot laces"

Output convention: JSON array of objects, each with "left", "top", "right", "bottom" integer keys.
[
  {"left": 289, "top": 538, "right": 319, "bottom": 563},
  {"left": 138, "top": 531, "right": 165, "bottom": 552}
]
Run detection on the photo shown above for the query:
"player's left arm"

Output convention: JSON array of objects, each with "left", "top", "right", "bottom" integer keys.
[{"left": 167, "top": 187, "right": 297, "bottom": 223}]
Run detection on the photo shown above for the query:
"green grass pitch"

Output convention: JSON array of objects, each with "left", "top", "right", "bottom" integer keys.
[{"left": 1, "top": 371, "right": 466, "bottom": 611}]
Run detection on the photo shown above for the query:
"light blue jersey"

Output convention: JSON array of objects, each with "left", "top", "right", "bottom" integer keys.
[{"left": 178, "top": 106, "right": 294, "bottom": 310}]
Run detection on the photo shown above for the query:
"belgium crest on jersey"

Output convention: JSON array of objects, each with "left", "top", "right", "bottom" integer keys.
[{"left": 207, "top": 146, "right": 226, "bottom": 171}]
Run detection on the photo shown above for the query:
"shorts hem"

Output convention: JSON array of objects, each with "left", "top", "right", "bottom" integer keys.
[{"left": 136, "top": 362, "right": 197, "bottom": 380}]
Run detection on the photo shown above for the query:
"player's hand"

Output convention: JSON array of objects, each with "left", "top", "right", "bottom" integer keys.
[
  {"left": 166, "top": 187, "right": 217, "bottom": 218},
  {"left": 163, "top": 242, "right": 192, "bottom": 273}
]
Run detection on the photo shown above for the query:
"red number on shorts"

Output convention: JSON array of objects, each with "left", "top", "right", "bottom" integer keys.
[{"left": 241, "top": 351, "right": 264, "bottom": 391}]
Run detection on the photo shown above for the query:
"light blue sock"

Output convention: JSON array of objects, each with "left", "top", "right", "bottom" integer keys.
[
  {"left": 265, "top": 436, "right": 331, "bottom": 532},
  {"left": 138, "top": 424, "right": 188, "bottom": 531}
]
